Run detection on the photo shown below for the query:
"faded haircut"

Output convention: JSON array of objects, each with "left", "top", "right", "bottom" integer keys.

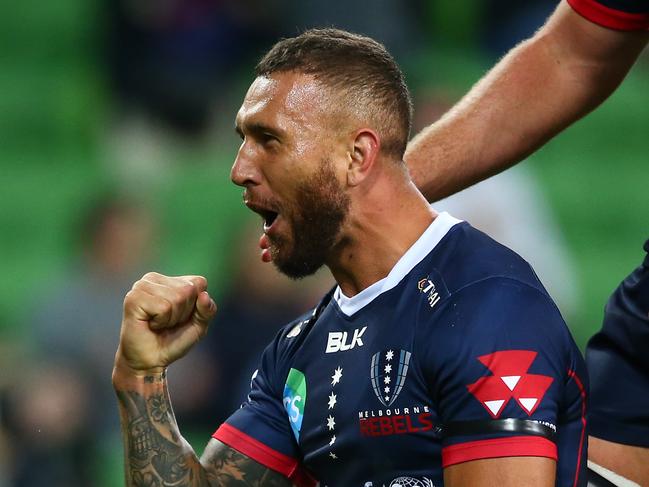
[{"left": 255, "top": 28, "right": 413, "bottom": 159}]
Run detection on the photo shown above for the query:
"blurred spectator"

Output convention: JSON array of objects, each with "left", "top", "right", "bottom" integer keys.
[
  {"left": 104, "top": 0, "right": 421, "bottom": 136},
  {"left": 481, "top": 0, "right": 556, "bottom": 58},
  {"left": 104, "top": 0, "right": 276, "bottom": 138},
  {"left": 30, "top": 196, "right": 156, "bottom": 407},
  {"left": 273, "top": 0, "right": 423, "bottom": 60},
  {"left": 102, "top": 0, "right": 280, "bottom": 189},
  {"left": 5, "top": 364, "right": 94, "bottom": 486},
  {"left": 4, "top": 196, "right": 157, "bottom": 486}
]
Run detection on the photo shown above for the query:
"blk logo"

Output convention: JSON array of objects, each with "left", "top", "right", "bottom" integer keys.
[
  {"left": 326, "top": 326, "right": 367, "bottom": 353},
  {"left": 467, "top": 350, "right": 553, "bottom": 418}
]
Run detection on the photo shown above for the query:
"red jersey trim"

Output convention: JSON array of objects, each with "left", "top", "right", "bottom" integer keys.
[
  {"left": 568, "top": 369, "right": 588, "bottom": 487},
  {"left": 568, "top": 0, "right": 649, "bottom": 31},
  {"left": 442, "top": 436, "right": 557, "bottom": 468},
  {"left": 213, "top": 424, "right": 317, "bottom": 487}
]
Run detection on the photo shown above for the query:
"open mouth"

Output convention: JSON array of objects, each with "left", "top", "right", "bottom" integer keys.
[
  {"left": 245, "top": 201, "right": 280, "bottom": 232},
  {"left": 260, "top": 209, "right": 279, "bottom": 231}
]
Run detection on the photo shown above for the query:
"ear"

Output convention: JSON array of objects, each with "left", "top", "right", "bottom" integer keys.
[{"left": 347, "top": 128, "right": 380, "bottom": 187}]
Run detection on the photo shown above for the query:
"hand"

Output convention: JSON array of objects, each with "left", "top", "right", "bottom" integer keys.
[{"left": 115, "top": 272, "right": 217, "bottom": 375}]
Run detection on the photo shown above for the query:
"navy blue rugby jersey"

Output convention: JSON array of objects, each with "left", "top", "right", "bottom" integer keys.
[
  {"left": 567, "top": 0, "right": 649, "bottom": 30},
  {"left": 586, "top": 239, "right": 649, "bottom": 447},
  {"left": 213, "top": 212, "right": 588, "bottom": 487}
]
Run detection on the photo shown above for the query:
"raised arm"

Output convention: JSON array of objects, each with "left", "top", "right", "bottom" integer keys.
[
  {"left": 405, "top": 0, "right": 649, "bottom": 202},
  {"left": 113, "top": 272, "right": 292, "bottom": 486}
]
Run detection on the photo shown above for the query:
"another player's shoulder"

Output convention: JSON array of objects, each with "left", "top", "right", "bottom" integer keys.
[{"left": 588, "top": 238, "right": 649, "bottom": 351}]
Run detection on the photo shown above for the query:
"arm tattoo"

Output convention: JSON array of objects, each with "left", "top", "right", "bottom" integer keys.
[
  {"left": 116, "top": 374, "right": 293, "bottom": 487},
  {"left": 117, "top": 386, "right": 207, "bottom": 486},
  {"left": 203, "top": 441, "right": 293, "bottom": 486}
]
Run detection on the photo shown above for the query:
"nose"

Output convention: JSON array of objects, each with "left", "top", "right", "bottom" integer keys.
[{"left": 230, "top": 143, "right": 261, "bottom": 188}]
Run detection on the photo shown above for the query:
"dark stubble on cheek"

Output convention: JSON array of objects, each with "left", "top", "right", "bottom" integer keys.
[{"left": 271, "top": 159, "right": 350, "bottom": 279}]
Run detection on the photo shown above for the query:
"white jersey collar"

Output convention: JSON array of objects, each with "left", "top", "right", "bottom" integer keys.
[{"left": 333, "top": 211, "right": 462, "bottom": 316}]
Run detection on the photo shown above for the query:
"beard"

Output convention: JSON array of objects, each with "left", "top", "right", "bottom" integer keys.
[{"left": 269, "top": 158, "right": 350, "bottom": 279}]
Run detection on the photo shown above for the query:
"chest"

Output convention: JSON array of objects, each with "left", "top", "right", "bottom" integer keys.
[{"left": 282, "top": 306, "right": 444, "bottom": 486}]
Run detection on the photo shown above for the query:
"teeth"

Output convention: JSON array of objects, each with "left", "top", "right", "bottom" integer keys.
[{"left": 263, "top": 212, "right": 278, "bottom": 232}]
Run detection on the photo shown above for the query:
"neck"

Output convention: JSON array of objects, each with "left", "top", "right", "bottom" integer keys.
[{"left": 327, "top": 165, "right": 436, "bottom": 297}]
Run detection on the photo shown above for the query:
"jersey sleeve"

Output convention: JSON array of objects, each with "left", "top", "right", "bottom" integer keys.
[
  {"left": 418, "top": 277, "right": 588, "bottom": 474},
  {"left": 586, "top": 239, "right": 649, "bottom": 447},
  {"left": 212, "top": 334, "right": 317, "bottom": 487},
  {"left": 567, "top": 0, "right": 649, "bottom": 31}
]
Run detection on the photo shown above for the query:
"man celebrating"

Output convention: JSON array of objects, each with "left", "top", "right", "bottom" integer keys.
[{"left": 113, "top": 29, "right": 587, "bottom": 486}]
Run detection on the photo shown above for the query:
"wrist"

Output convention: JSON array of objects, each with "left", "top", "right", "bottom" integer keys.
[{"left": 112, "top": 353, "right": 167, "bottom": 387}]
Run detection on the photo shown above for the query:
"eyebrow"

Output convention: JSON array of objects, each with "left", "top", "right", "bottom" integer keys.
[{"left": 234, "top": 121, "right": 284, "bottom": 141}]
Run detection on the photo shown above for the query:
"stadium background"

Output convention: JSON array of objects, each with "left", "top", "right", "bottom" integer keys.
[{"left": 0, "top": 1, "right": 647, "bottom": 485}]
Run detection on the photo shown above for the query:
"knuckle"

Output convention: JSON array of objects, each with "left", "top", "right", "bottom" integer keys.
[
  {"left": 178, "top": 283, "right": 197, "bottom": 302},
  {"left": 158, "top": 299, "right": 173, "bottom": 317},
  {"left": 132, "top": 280, "right": 145, "bottom": 291},
  {"left": 123, "top": 289, "right": 137, "bottom": 307},
  {"left": 142, "top": 271, "right": 161, "bottom": 281}
]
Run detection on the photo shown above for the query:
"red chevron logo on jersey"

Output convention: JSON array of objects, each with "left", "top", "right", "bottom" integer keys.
[{"left": 466, "top": 350, "right": 553, "bottom": 418}]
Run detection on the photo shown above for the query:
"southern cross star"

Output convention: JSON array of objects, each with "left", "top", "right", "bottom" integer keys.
[
  {"left": 331, "top": 366, "right": 343, "bottom": 386},
  {"left": 328, "top": 392, "right": 337, "bottom": 409}
]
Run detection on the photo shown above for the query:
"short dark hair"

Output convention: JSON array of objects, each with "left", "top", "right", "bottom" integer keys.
[{"left": 256, "top": 28, "right": 413, "bottom": 159}]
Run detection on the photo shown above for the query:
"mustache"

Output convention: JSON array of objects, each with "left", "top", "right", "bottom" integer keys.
[{"left": 242, "top": 190, "right": 281, "bottom": 213}]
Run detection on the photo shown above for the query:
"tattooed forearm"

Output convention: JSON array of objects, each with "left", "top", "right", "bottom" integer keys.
[
  {"left": 115, "top": 372, "right": 293, "bottom": 487},
  {"left": 202, "top": 440, "right": 292, "bottom": 487},
  {"left": 116, "top": 375, "right": 208, "bottom": 487}
]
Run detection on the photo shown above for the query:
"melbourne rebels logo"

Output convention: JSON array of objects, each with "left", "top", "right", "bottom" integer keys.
[
  {"left": 370, "top": 349, "right": 411, "bottom": 407},
  {"left": 467, "top": 350, "right": 553, "bottom": 418}
]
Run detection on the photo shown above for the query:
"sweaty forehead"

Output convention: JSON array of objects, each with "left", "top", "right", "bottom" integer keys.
[{"left": 236, "top": 73, "right": 333, "bottom": 132}]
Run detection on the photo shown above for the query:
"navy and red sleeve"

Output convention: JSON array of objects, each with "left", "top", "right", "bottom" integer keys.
[
  {"left": 567, "top": 0, "right": 649, "bottom": 30},
  {"left": 212, "top": 336, "right": 317, "bottom": 487},
  {"left": 419, "top": 277, "right": 588, "bottom": 483}
]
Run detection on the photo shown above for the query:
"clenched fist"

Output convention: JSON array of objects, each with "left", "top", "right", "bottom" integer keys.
[{"left": 114, "top": 272, "right": 217, "bottom": 376}]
